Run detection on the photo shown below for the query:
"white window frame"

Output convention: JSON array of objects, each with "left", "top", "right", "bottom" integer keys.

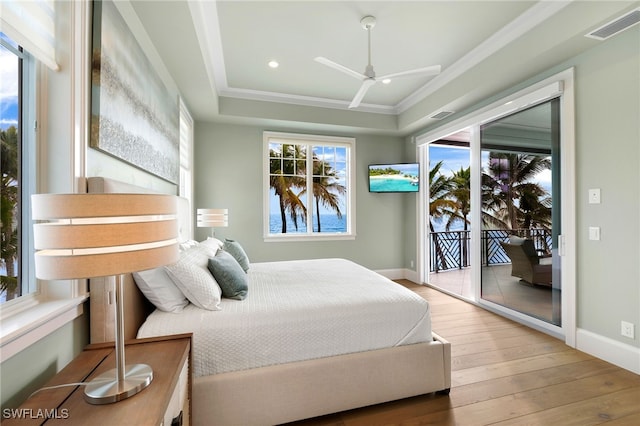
[
  {"left": 0, "top": 1, "right": 90, "bottom": 362},
  {"left": 263, "top": 131, "right": 356, "bottom": 242},
  {"left": 179, "top": 98, "right": 194, "bottom": 233}
]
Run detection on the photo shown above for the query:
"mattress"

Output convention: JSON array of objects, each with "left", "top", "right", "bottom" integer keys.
[{"left": 137, "top": 258, "right": 431, "bottom": 377}]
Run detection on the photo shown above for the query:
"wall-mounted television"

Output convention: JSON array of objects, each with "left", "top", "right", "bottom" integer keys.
[{"left": 368, "top": 163, "right": 420, "bottom": 193}]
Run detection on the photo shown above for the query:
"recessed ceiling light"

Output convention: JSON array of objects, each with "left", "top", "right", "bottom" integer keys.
[
  {"left": 382, "top": 78, "right": 391, "bottom": 84},
  {"left": 268, "top": 60, "right": 279, "bottom": 68}
]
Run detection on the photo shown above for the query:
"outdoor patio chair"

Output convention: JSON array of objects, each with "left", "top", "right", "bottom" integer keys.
[{"left": 500, "top": 237, "right": 552, "bottom": 287}]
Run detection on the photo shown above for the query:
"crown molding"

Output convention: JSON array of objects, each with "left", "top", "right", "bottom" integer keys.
[{"left": 191, "top": 0, "right": 573, "bottom": 117}]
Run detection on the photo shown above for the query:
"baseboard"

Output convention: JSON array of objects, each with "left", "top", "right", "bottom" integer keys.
[
  {"left": 576, "top": 328, "right": 640, "bottom": 374},
  {"left": 403, "top": 268, "right": 419, "bottom": 283},
  {"left": 374, "top": 268, "right": 420, "bottom": 283},
  {"left": 374, "top": 268, "right": 406, "bottom": 280}
]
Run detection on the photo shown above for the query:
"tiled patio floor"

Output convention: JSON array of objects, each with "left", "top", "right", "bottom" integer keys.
[{"left": 427, "top": 264, "right": 560, "bottom": 324}]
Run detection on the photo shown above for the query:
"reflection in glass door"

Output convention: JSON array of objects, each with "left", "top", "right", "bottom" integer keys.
[{"left": 479, "top": 99, "right": 561, "bottom": 325}]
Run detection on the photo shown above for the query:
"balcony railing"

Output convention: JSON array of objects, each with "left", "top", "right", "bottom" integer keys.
[{"left": 430, "top": 228, "right": 552, "bottom": 273}]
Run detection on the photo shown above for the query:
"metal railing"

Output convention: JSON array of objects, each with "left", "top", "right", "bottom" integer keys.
[{"left": 430, "top": 228, "right": 552, "bottom": 273}]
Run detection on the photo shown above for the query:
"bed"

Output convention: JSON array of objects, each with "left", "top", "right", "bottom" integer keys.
[{"left": 87, "top": 177, "right": 451, "bottom": 425}]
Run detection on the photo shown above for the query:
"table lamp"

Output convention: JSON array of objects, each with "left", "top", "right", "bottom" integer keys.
[
  {"left": 196, "top": 208, "right": 228, "bottom": 236},
  {"left": 32, "top": 193, "right": 178, "bottom": 404}
]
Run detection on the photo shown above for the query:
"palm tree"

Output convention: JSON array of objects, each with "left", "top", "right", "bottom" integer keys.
[
  {"left": 445, "top": 167, "right": 471, "bottom": 266},
  {"left": 269, "top": 144, "right": 307, "bottom": 233},
  {"left": 428, "top": 161, "right": 456, "bottom": 232},
  {"left": 482, "top": 152, "right": 552, "bottom": 232},
  {"left": 444, "top": 167, "right": 471, "bottom": 231},
  {"left": 307, "top": 158, "right": 345, "bottom": 232},
  {"left": 1, "top": 126, "right": 19, "bottom": 301},
  {"left": 428, "top": 161, "right": 457, "bottom": 270}
]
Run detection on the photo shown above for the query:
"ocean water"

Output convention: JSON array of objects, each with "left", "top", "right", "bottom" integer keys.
[
  {"left": 370, "top": 178, "right": 418, "bottom": 193},
  {"left": 270, "top": 213, "right": 347, "bottom": 233}
]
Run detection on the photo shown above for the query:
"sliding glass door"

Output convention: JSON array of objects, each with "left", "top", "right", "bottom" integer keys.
[
  {"left": 479, "top": 99, "right": 561, "bottom": 326},
  {"left": 418, "top": 74, "right": 575, "bottom": 339}
]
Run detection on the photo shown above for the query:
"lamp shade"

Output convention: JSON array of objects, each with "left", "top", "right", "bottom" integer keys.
[
  {"left": 197, "top": 208, "right": 228, "bottom": 228},
  {"left": 32, "top": 193, "right": 179, "bottom": 280}
]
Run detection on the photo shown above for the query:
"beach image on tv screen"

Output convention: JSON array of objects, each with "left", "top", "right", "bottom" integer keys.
[{"left": 369, "top": 164, "right": 419, "bottom": 192}]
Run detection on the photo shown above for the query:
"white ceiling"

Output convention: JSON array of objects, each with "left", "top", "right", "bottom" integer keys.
[{"left": 131, "top": 0, "right": 640, "bottom": 135}]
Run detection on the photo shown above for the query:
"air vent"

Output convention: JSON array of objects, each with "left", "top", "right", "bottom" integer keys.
[
  {"left": 430, "top": 110, "right": 455, "bottom": 120},
  {"left": 586, "top": 8, "right": 640, "bottom": 40}
]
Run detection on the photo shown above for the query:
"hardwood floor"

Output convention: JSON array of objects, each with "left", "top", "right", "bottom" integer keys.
[{"left": 289, "top": 280, "right": 640, "bottom": 425}]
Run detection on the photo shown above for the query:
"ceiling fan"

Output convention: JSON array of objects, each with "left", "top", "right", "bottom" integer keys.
[{"left": 315, "top": 15, "right": 441, "bottom": 109}]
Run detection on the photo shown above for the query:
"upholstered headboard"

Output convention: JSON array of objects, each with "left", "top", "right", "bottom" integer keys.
[{"left": 87, "top": 177, "right": 191, "bottom": 343}]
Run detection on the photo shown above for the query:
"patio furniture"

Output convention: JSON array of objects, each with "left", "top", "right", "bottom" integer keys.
[{"left": 500, "top": 237, "right": 552, "bottom": 287}]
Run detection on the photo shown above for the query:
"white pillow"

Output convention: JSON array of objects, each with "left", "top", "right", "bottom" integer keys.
[
  {"left": 179, "top": 239, "right": 199, "bottom": 251},
  {"left": 165, "top": 244, "right": 221, "bottom": 310},
  {"left": 199, "top": 237, "right": 224, "bottom": 251},
  {"left": 133, "top": 268, "right": 188, "bottom": 313}
]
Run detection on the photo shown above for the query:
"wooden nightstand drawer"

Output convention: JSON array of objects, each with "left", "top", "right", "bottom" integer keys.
[
  {"left": 164, "top": 354, "right": 190, "bottom": 425},
  {"left": 4, "top": 334, "right": 192, "bottom": 426}
]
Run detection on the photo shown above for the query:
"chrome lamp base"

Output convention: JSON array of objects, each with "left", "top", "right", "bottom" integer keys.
[{"left": 84, "top": 363, "right": 153, "bottom": 404}]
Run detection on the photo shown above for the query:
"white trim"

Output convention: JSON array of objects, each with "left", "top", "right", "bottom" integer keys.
[
  {"left": 375, "top": 268, "right": 406, "bottom": 281},
  {"left": 71, "top": 0, "right": 90, "bottom": 191},
  {"left": 190, "top": 0, "right": 570, "bottom": 115},
  {"left": 576, "top": 328, "right": 640, "bottom": 374},
  {"left": 0, "top": 296, "right": 86, "bottom": 363},
  {"left": 397, "top": 1, "right": 571, "bottom": 113},
  {"left": 415, "top": 77, "right": 566, "bottom": 146},
  {"left": 558, "top": 68, "right": 577, "bottom": 347},
  {"left": 188, "top": 0, "right": 224, "bottom": 111},
  {"left": 219, "top": 86, "right": 397, "bottom": 115},
  {"left": 417, "top": 143, "right": 428, "bottom": 284},
  {"left": 470, "top": 126, "right": 482, "bottom": 304},
  {"left": 0, "top": 0, "right": 91, "bottom": 362},
  {"left": 264, "top": 234, "right": 356, "bottom": 243},
  {"left": 263, "top": 131, "right": 356, "bottom": 241}
]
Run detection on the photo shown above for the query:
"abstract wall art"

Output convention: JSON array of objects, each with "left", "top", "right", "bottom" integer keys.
[{"left": 90, "top": 0, "right": 179, "bottom": 183}]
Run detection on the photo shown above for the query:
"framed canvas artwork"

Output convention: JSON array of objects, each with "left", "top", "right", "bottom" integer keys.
[{"left": 90, "top": 0, "right": 179, "bottom": 183}]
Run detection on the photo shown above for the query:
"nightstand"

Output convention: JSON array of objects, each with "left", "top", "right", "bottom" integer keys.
[{"left": 4, "top": 334, "right": 192, "bottom": 425}]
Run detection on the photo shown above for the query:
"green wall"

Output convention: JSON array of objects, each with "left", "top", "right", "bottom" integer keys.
[
  {"left": 573, "top": 27, "right": 639, "bottom": 345},
  {"left": 194, "top": 122, "right": 411, "bottom": 271},
  {"left": 0, "top": 314, "right": 88, "bottom": 409}
]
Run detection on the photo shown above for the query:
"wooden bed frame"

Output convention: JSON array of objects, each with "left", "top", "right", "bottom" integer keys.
[{"left": 87, "top": 177, "right": 451, "bottom": 425}]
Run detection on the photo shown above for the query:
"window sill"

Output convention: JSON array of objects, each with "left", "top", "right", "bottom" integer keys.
[
  {"left": 264, "top": 233, "right": 356, "bottom": 242},
  {"left": 0, "top": 295, "right": 87, "bottom": 362}
]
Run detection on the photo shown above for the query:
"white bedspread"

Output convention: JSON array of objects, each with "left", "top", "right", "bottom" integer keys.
[{"left": 137, "top": 258, "right": 431, "bottom": 377}]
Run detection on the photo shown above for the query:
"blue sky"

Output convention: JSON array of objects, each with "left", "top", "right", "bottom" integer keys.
[
  {"left": 429, "top": 144, "right": 552, "bottom": 192},
  {"left": 429, "top": 145, "right": 470, "bottom": 176},
  {"left": 1, "top": 33, "right": 19, "bottom": 130}
]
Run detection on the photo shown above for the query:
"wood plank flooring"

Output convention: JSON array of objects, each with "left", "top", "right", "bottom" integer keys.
[{"left": 289, "top": 280, "right": 640, "bottom": 425}]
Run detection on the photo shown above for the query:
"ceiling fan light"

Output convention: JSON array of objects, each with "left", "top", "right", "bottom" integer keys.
[
  {"left": 382, "top": 78, "right": 391, "bottom": 84},
  {"left": 268, "top": 60, "right": 279, "bottom": 68}
]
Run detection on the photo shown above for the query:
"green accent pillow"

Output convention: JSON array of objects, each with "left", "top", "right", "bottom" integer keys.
[
  {"left": 223, "top": 239, "right": 250, "bottom": 272},
  {"left": 207, "top": 251, "right": 248, "bottom": 300}
]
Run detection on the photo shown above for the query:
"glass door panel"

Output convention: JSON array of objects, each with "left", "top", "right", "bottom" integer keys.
[
  {"left": 479, "top": 100, "right": 561, "bottom": 325},
  {"left": 427, "top": 139, "right": 473, "bottom": 300}
]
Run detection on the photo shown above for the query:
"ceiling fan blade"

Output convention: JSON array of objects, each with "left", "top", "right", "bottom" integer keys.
[
  {"left": 377, "top": 65, "right": 441, "bottom": 81},
  {"left": 315, "top": 56, "right": 366, "bottom": 80},
  {"left": 349, "top": 78, "right": 376, "bottom": 109}
]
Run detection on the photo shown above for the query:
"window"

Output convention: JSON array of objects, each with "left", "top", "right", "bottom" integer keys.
[
  {"left": 1, "top": 33, "right": 36, "bottom": 305},
  {"left": 264, "top": 131, "right": 355, "bottom": 241}
]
